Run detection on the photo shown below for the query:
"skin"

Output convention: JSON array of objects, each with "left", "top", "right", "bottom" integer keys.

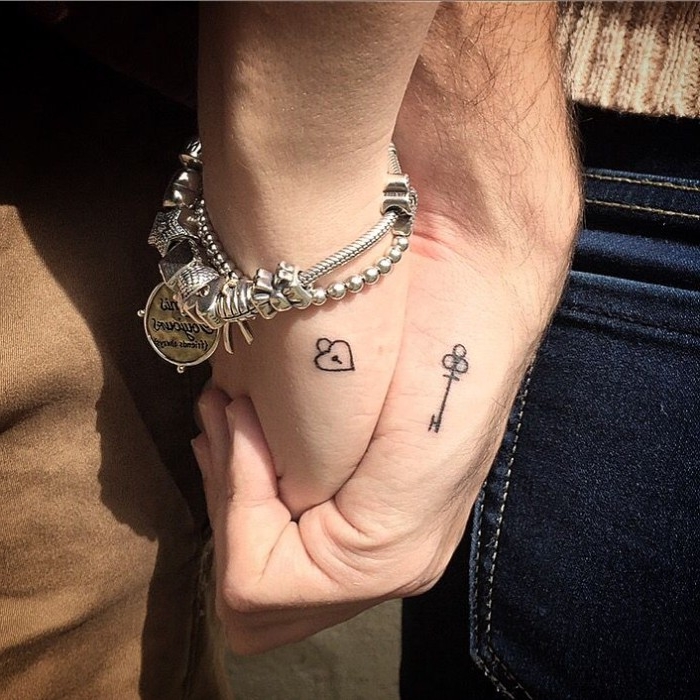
[
  {"left": 199, "top": 2, "right": 438, "bottom": 516},
  {"left": 194, "top": 2, "right": 581, "bottom": 654}
]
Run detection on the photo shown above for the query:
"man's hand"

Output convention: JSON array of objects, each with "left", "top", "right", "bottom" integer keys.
[{"left": 194, "top": 202, "right": 578, "bottom": 658}]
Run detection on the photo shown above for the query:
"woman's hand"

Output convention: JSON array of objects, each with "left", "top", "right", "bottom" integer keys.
[{"left": 199, "top": 2, "right": 436, "bottom": 516}]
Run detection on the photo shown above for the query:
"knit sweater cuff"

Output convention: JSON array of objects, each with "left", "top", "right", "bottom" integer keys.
[{"left": 559, "top": 2, "right": 700, "bottom": 118}]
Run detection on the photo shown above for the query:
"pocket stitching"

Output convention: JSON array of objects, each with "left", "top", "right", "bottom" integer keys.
[
  {"left": 561, "top": 302, "right": 700, "bottom": 340},
  {"left": 587, "top": 171, "right": 700, "bottom": 194},
  {"left": 488, "top": 644, "right": 534, "bottom": 698},
  {"left": 472, "top": 493, "right": 516, "bottom": 699},
  {"left": 484, "top": 369, "right": 533, "bottom": 641},
  {"left": 585, "top": 197, "right": 700, "bottom": 220},
  {"left": 475, "top": 369, "right": 535, "bottom": 700}
]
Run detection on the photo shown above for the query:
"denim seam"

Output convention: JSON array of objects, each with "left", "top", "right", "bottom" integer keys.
[
  {"left": 471, "top": 493, "right": 514, "bottom": 699},
  {"left": 587, "top": 171, "right": 700, "bottom": 194},
  {"left": 472, "top": 655, "right": 515, "bottom": 699},
  {"left": 476, "top": 369, "right": 534, "bottom": 700},
  {"left": 585, "top": 197, "right": 700, "bottom": 220},
  {"left": 561, "top": 303, "right": 700, "bottom": 340},
  {"left": 488, "top": 644, "right": 535, "bottom": 698},
  {"left": 472, "top": 490, "right": 484, "bottom": 635},
  {"left": 484, "top": 369, "right": 533, "bottom": 639}
]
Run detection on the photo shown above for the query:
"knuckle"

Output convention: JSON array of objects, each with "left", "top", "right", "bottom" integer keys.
[
  {"left": 219, "top": 577, "right": 261, "bottom": 615},
  {"left": 400, "top": 567, "right": 444, "bottom": 597}
]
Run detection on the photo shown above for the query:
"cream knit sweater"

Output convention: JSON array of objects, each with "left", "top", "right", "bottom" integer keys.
[{"left": 560, "top": 2, "right": 700, "bottom": 118}]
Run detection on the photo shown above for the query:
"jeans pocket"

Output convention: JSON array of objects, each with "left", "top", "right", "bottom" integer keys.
[{"left": 469, "top": 267, "right": 700, "bottom": 700}]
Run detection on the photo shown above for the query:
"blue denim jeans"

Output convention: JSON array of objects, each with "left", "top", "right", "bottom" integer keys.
[{"left": 401, "top": 109, "right": 700, "bottom": 699}]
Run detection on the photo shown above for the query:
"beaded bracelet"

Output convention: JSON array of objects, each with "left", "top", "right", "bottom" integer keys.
[{"left": 140, "top": 138, "right": 417, "bottom": 372}]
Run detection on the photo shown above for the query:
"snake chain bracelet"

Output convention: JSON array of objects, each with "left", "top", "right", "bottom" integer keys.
[{"left": 140, "top": 138, "right": 417, "bottom": 372}]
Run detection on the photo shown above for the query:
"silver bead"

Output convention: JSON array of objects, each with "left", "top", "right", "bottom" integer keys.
[
  {"left": 381, "top": 174, "right": 413, "bottom": 215},
  {"left": 394, "top": 235, "right": 409, "bottom": 252},
  {"left": 179, "top": 138, "right": 203, "bottom": 169},
  {"left": 174, "top": 263, "right": 221, "bottom": 311},
  {"left": 158, "top": 240, "right": 200, "bottom": 284},
  {"left": 327, "top": 282, "right": 347, "bottom": 300},
  {"left": 178, "top": 209, "right": 199, "bottom": 233},
  {"left": 393, "top": 214, "right": 414, "bottom": 237},
  {"left": 311, "top": 287, "right": 327, "bottom": 305},
  {"left": 363, "top": 266, "right": 380, "bottom": 285},
  {"left": 268, "top": 289, "right": 293, "bottom": 313},
  {"left": 387, "top": 246, "right": 402, "bottom": 263},
  {"left": 345, "top": 274, "right": 365, "bottom": 293},
  {"left": 149, "top": 209, "right": 196, "bottom": 256},
  {"left": 163, "top": 168, "right": 202, "bottom": 208},
  {"left": 272, "top": 262, "right": 313, "bottom": 310},
  {"left": 376, "top": 257, "right": 393, "bottom": 275},
  {"left": 249, "top": 268, "right": 277, "bottom": 319},
  {"left": 214, "top": 253, "right": 226, "bottom": 265}
]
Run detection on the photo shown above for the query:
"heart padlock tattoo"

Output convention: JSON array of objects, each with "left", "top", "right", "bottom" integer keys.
[{"left": 314, "top": 338, "right": 355, "bottom": 372}]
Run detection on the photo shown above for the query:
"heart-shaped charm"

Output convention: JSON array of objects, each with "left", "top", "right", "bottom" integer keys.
[{"left": 314, "top": 338, "right": 355, "bottom": 372}]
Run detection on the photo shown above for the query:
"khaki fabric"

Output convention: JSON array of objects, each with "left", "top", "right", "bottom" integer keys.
[{"left": 0, "top": 11, "right": 227, "bottom": 700}]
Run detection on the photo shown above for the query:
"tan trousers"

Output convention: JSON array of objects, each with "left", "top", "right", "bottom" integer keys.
[{"left": 0, "top": 11, "right": 227, "bottom": 700}]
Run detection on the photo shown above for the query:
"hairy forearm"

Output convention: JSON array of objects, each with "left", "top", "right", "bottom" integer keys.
[
  {"left": 198, "top": 3, "right": 437, "bottom": 515},
  {"left": 346, "top": 2, "right": 581, "bottom": 518},
  {"left": 372, "top": 4, "right": 582, "bottom": 513},
  {"left": 396, "top": 2, "right": 580, "bottom": 292}
]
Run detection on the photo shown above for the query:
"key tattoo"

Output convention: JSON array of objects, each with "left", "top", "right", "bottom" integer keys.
[{"left": 429, "top": 344, "right": 468, "bottom": 433}]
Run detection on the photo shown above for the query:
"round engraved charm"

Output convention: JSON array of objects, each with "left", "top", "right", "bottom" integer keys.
[{"left": 141, "top": 283, "right": 219, "bottom": 371}]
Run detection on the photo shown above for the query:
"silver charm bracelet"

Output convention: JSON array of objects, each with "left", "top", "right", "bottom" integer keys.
[{"left": 140, "top": 138, "right": 417, "bottom": 372}]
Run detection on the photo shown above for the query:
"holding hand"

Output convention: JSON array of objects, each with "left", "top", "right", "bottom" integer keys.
[{"left": 194, "top": 2, "right": 581, "bottom": 654}]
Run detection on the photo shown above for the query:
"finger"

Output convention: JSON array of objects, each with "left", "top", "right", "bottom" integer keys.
[
  {"left": 193, "top": 378, "right": 214, "bottom": 432},
  {"left": 197, "top": 386, "right": 231, "bottom": 471},
  {"left": 219, "top": 397, "right": 293, "bottom": 583},
  {"left": 226, "top": 397, "right": 280, "bottom": 505},
  {"left": 216, "top": 400, "right": 387, "bottom": 617},
  {"left": 191, "top": 433, "right": 220, "bottom": 526}
]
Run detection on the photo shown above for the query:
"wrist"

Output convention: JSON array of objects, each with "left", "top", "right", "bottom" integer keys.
[
  {"left": 201, "top": 141, "right": 391, "bottom": 276},
  {"left": 198, "top": 1, "right": 435, "bottom": 271}
]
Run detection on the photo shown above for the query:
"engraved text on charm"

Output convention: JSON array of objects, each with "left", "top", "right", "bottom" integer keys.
[{"left": 141, "top": 283, "right": 219, "bottom": 371}]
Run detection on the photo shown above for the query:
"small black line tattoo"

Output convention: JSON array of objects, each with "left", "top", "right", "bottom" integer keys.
[
  {"left": 429, "top": 344, "right": 468, "bottom": 433},
  {"left": 314, "top": 338, "right": 355, "bottom": 372}
]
